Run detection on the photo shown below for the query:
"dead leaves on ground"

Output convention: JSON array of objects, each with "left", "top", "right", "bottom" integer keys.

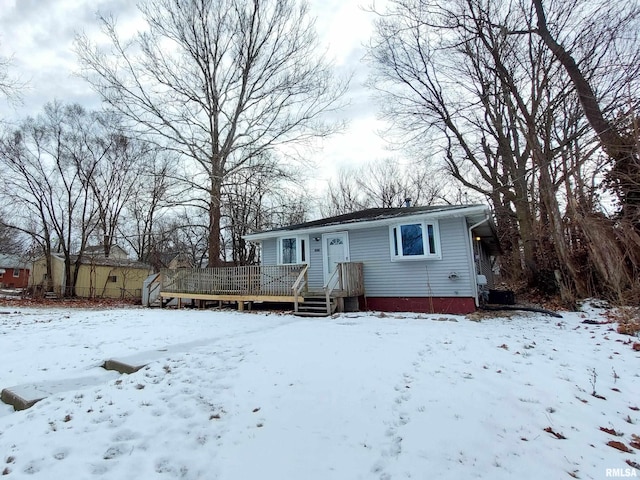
[
  {"left": 545, "top": 427, "right": 567, "bottom": 439},
  {"left": 602, "top": 433, "right": 639, "bottom": 455},
  {"left": 600, "top": 426, "right": 624, "bottom": 436},
  {"left": 627, "top": 459, "right": 640, "bottom": 469},
  {"left": 607, "top": 440, "right": 635, "bottom": 454},
  {"left": 545, "top": 425, "right": 639, "bottom": 457}
]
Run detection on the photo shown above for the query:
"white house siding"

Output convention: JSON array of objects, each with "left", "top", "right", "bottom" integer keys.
[
  {"left": 348, "top": 217, "right": 474, "bottom": 298},
  {"left": 308, "top": 239, "right": 324, "bottom": 289},
  {"left": 261, "top": 239, "right": 278, "bottom": 265}
]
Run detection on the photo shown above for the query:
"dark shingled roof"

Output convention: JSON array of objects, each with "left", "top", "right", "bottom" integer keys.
[{"left": 255, "top": 204, "right": 482, "bottom": 234}]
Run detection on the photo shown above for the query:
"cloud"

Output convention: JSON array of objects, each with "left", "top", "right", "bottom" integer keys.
[
  {"left": 0, "top": 0, "right": 140, "bottom": 118},
  {"left": 0, "top": 0, "right": 395, "bottom": 183}
]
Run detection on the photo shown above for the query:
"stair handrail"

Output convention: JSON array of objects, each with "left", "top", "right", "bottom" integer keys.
[
  {"left": 143, "top": 272, "right": 162, "bottom": 307},
  {"left": 292, "top": 264, "right": 309, "bottom": 313},
  {"left": 323, "top": 264, "right": 343, "bottom": 315},
  {"left": 148, "top": 273, "right": 162, "bottom": 306}
]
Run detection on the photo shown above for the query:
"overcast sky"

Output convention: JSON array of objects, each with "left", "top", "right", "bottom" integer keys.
[{"left": 0, "top": 0, "right": 392, "bottom": 193}]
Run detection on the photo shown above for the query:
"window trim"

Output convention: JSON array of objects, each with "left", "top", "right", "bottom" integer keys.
[
  {"left": 389, "top": 220, "right": 442, "bottom": 261},
  {"left": 13, "top": 269, "right": 20, "bottom": 278},
  {"left": 277, "top": 235, "right": 309, "bottom": 265}
]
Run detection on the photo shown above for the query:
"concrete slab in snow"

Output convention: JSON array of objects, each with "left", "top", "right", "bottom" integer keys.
[
  {"left": 1, "top": 337, "right": 220, "bottom": 411},
  {"left": 1, "top": 371, "right": 121, "bottom": 411}
]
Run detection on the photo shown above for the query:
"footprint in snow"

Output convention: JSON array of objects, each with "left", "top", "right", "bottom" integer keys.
[
  {"left": 52, "top": 448, "right": 69, "bottom": 460},
  {"left": 103, "top": 444, "right": 128, "bottom": 460}
]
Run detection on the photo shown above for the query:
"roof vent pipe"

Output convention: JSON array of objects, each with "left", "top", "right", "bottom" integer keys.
[{"left": 404, "top": 198, "right": 412, "bottom": 208}]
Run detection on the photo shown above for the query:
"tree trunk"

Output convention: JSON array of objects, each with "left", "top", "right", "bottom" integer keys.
[
  {"left": 208, "top": 176, "right": 223, "bottom": 267},
  {"left": 532, "top": 0, "right": 640, "bottom": 222}
]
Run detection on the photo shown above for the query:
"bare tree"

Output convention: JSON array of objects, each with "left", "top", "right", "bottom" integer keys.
[
  {"left": 322, "top": 169, "right": 369, "bottom": 217},
  {"left": 76, "top": 124, "right": 167, "bottom": 258},
  {"left": 119, "top": 149, "right": 177, "bottom": 263},
  {"left": 0, "top": 102, "right": 162, "bottom": 295},
  {"left": 367, "top": 0, "right": 640, "bottom": 302},
  {"left": 531, "top": 0, "right": 640, "bottom": 223},
  {"left": 144, "top": 211, "right": 209, "bottom": 269},
  {"left": 0, "top": 102, "right": 98, "bottom": 294},
  {"left": 0, "top": 212, "right": 25, "bottom": 253},
  {"left": 321, "top": 159, "right": 444, "bottom": 216},
  {"left": 75, "top": 0, "right": 348, "bottom": 266},
  {"left": 0, "top": 47, "right": 25, "bottom": 104},
  {"left": 222, "top": 154, "right": 309, "bottom": 264}
]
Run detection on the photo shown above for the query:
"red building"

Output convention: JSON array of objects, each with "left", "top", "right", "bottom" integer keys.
[{"left": 0, "top": 254, "right": 30, "bottom": 289}]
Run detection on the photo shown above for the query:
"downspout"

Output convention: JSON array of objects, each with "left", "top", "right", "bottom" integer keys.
[{"left": 468, "top": 216, "right": 490, "bottom": 307}]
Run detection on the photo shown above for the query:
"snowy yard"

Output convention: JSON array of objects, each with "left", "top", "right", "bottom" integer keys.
[{"left": 0, "top": 304, "right": 638, "bottom": 479}]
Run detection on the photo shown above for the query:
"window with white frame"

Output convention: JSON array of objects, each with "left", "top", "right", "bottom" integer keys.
[
  {"left": 277, "top": 236, "right": 308, "bottom": 264},
  {"left": 13, "top": 269, "right": 20, "bottom": 277},
  {"left": 390, "top": 221, "right": 441, "bottom": 260}
]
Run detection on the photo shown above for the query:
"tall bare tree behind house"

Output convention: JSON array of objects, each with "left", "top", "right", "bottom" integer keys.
[{"left": 75, "top": 0, "right": 348, "bottom": 266}]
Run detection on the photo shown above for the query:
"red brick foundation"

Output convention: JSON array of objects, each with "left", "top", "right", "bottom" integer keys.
[{"left": 364, "top": 297, "right": 476, "bottom": 315}]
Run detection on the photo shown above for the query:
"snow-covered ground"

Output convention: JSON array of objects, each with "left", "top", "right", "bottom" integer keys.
[{"left": 0, "top": 304, "right": 638, "bottom": 479}]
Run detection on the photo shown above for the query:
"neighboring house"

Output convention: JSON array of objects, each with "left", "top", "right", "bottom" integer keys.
[
  {"left": 144, "top": 251, "right": 197, "bottom": 272},
  {"left": 84, "top": 245, "right": 129, "bottom": 260},
  {"left": 243, "top": 204, "right": 499, "bottom": 314},
  {"left": 167, "top": 253, "right": 195, "bottom": 269},
  {"left": 30, "top": 253, "right": 152, "bottom": 299},
  {"left": 0, "top": 253, "right": 30, "bottom": 289}
]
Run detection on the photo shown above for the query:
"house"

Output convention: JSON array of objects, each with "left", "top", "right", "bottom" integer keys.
[
  {"left": 84, "top": 244, "right": 129, "bottom": 260},
  {"left": 0, "top": 253, "right": 30, "bottom": 289},
  {"left": 30, "top": 253, "right": 152, "bottom": 299},
  {"left": 243, "top": 204, "right": 499, "bottom": 314}
]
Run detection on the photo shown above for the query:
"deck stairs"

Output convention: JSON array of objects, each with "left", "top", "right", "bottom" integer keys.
[{"left": 295, "top": 292, "right": 338, "bottom": 317}]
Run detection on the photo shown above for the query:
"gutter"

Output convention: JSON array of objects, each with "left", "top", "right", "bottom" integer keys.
[{"left": 467, "top": 215, "right": 490, "bottom": 307}]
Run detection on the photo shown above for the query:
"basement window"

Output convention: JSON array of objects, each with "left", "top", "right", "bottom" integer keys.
[{"left": 390, "top": 221, "right": 441, "bottom": 260}]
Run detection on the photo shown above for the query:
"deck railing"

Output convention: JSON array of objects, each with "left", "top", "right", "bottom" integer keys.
[
  {"left": 338, "top": 262, "right": 364, "bottom": 297},
  {"left": 161, "top": 264, "right": 307, "bottom": 296},
  {"left": 292, "top": 265, "right": 309, "bottom": 313},
  {"left": 324, "top": 262, "right": 365, "bottom": 313}
]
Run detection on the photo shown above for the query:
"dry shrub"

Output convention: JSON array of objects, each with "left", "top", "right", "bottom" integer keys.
[
  {"left": 579, "top": 215, "right": 640, "bottom": 304},
  {"left": 607, "top": 306, "right": 640, "bottom": 336}
]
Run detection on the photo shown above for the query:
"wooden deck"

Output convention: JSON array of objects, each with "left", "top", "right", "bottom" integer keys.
[{"left": 158, "top": 263, "right": 364, "bottom": 313}]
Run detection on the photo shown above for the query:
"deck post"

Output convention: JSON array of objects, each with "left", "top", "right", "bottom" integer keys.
[{"left": 238, "top": 301, "right": 244, "bottom": 312}]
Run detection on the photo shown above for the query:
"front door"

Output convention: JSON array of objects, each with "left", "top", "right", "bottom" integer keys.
[{"left": 322, "top": 232, "right": 349, "bottom": 284}]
